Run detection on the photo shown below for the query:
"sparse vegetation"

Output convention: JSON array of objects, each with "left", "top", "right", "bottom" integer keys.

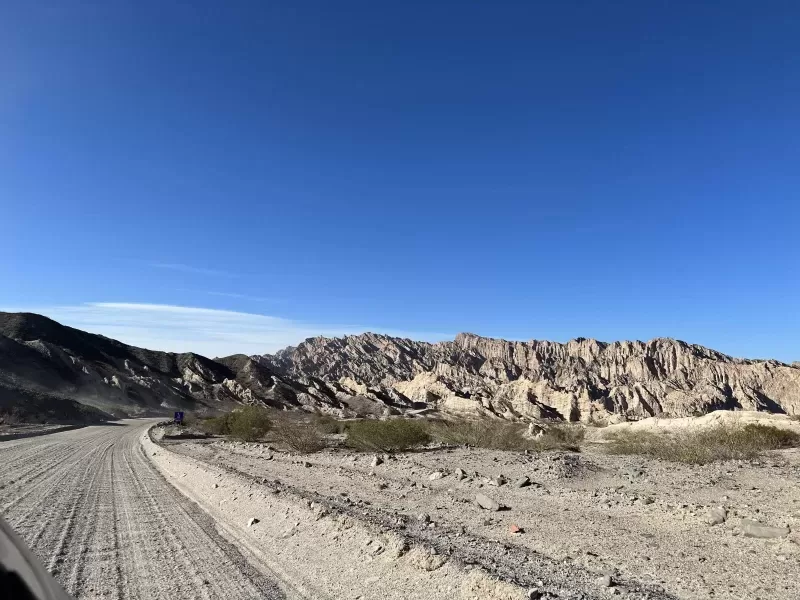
[
  {"left": 272, "top": 417, "right": 327, "bottom": 452},
  {"left": 428, "top": 420, "right": 527, "bottom": 450},
  {"left": 345, "top": 418, "right": 431, "bottom": 452},
  {"left": 427, "top": 419, "right": 584, "bottom": 452},
  {"left": 529, "top": 423, "right": 585, "bottom": 451},
  {"left": 228, "top": 406, "right": 272, "bottom": 441},
  {"left": 604, "top": 423, "right": 800, "bottom": 464},
  {"left": 198, "top": 413, "right": 232, "bottom": 436},
  {"left": 342, "top": 418, "right": 585, "bottom": 453},
  {"left": 198, "top": 406, "right": 272, "bottom": 442},
  {"left": 312, "top": 413, "right": 347, "bottom": 434}
]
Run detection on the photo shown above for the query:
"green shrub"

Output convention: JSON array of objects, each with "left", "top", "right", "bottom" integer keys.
[
  {"left": 227, "top": 406, "right": 272, "bottom": 441},
  {"left": 428, "top": 420, "right": 584, "bottom": 452},
  {"left": 273, "top": 418, "right": 327, "bottom": 453},
  {"left": 313, "top": 413, "right": 346, "bottom": 434},
  {"left": 199, "top": 414, "right": 232, "bottom": 435},
  {"left": 428, "top": 420, "right": 527, "bottom": 450},
  {"left": 604, "top": 423, "right": 800, "bottom": 464},
  {"left": 345, "top": 419, "right": 431, "bottom": 452},
  {"left": 531, "top": 424, "right": 585, "bottom": 451}
]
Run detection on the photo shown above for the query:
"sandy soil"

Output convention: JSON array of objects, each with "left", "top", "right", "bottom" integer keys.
[
  {"left": 0, "top": 421, "right": 284, "bottom": 600},
  {"left": 2, "top": 417, "right": 798, "bottom": 600},
  {"left": 165, "top": 430, "right": 800, "bottom": 600}
]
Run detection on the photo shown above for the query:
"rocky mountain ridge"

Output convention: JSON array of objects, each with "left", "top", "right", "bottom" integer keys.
[
  {"left": 2, "top": 311, "right": 798, "bottom": 423},
  {"left": 258, "top": 332, "right": 800, "bottom": 422},
  {"left": 0, "top": 312, "right": 367, "bottom": 422}
]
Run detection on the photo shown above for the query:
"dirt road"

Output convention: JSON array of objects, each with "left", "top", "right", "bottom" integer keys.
[{"left": 0, "top": 421, "right": 284, "bottom": 600}]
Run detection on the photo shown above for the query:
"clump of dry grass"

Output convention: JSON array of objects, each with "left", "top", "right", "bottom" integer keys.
[
  {"left": 604, "top": 423, "right": 800, "bottom": 464},
  {"left": 428, "top": 420, "right": 584, "bottom": 452},
  {"left": 345, "top": 418, "right": 431, "bottom": 452}
]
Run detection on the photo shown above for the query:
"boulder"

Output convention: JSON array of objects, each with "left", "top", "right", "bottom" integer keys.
[
  {"left": 476, "top": 493, "right": 501, "bottom": 511},
  {"left": 707, "top": 507, "right": 727, "bottom": 526},
  {"left": 741, "top": 519, "right": 790, "bottom": 539}
]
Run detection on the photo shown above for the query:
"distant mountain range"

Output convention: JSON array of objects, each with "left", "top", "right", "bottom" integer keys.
[
  {"left": 1, "top": 311, "right": 798, "bottom": 424},
  {"left": 0, "top": 312, "right": 338, "bottom": 423}
]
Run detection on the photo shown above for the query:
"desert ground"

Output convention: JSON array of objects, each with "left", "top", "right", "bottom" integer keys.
[{"left": 1, "top": 415, "right": 798, "bottom": 600}]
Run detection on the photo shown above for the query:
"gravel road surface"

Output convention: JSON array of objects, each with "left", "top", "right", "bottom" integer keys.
[{"left": 0, "top": 420, "right": 284, "bottom": 600}]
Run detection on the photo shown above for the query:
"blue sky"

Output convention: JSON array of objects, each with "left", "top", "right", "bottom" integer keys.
[{"left": 2, "top": 1, "right": 799, "bottom": 359}]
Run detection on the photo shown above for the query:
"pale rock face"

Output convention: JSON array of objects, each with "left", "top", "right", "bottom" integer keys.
[
  {"left": 221, "top": 378, "right": 254, "bottom": 402},
  {"left": 258, "top": 332, "right": 800, "bottom": 422}
]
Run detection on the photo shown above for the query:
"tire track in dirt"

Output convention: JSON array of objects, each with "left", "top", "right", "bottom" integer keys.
[{"left": 0, "top": 421, "right": 286, "bottom": 600}]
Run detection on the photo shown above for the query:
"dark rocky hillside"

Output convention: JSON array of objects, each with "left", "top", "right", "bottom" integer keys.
[{"left": 0, "top": 312, "right": 350, "bottom": 422}]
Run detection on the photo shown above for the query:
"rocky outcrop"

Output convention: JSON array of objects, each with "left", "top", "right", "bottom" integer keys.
[
  {"left": 258, "top": 332, "right": 800, "bottom": 422},
  {"left": 3, "top": 312, "right": 798, "bottom": 423}
]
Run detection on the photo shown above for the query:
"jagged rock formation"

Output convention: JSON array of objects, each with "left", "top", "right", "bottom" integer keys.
[
  {"left": 258, "top": 332, "right": 800, "bottom": 422},
  {"left": 3, "top": 312, "right": 798, "bottom": 423}
]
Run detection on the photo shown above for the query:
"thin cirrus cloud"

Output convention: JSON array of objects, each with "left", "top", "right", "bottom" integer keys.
[
  {"left": 173, "top": 288, "right": 283, "bottom": 303},
  {"left": 204, "top": 291, "right": 284, "bottom": 303},
  {"left": 8, "top": 302, "right": 452, "bottom": 357},
  {"left": 150, "top": 262, "right": 239, "bottom": 278}
]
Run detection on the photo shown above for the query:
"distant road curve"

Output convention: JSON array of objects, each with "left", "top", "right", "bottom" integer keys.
[{"left": 0, "top": 420, "right": 284, "bottom": 600}]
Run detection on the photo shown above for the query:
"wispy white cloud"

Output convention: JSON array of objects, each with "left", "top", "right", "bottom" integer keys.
[
  {"left": 173, "top": 288, "right": 284, "bottom": 303},
  {"left": 151, "top": 263, "right": 239, "bottom": 278},
  {"left": 4, "top": 303, "right": 452, "bottom": 358},
  {"left": 204, "top": 291, "right": 283, "bottom": 303}
]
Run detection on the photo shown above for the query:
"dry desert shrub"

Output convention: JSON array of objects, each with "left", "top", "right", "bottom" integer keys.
[
  {"left": 428, "top": 419, "right": 584, "bottom": 452},
  {"left": 198, "top": 406, "right": 272, "bottom": 442},
  {"left": 345, "top": 418, "right": 431, "bottom": 452},
  {"left": 272, "top": 417, "right": 327, "bottom": 453},
  {"left": 604, "top": 423, "right": 800, "bottom": 464}
]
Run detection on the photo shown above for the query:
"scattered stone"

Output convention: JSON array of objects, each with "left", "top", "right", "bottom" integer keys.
[
  {"left": 509, "top": 523, "right": 524, "bottom": 534},
  {"left": 407, "top": 546, "right": 446, "bottom": 571},
  {"left": 377, "top": 482, "right": 388, "bottom": 490},
  {"left": 741, "top": 519, "right": 790, "bottom": 539},
  {"left": 488, "top": 475, "right": 506, "bottom": 487},
  {"left": 596, "top": 574, "right": 613, "bottom": 587},
  {"left": 303, "top": 461, "right": 312, "bottom": 468},
  {"left": 429, "top": 471, "right": 444, "bottom": 481},
  {"left": 212, "top": 483, "right": 219, "bottom": 489},
  {"left": 417, "top": 513, "right": 431, "bottom": 523},
  {"left": 514, "top": 476, "right": 531, "bottom": 488},
  {"left": 640, "top": 496, "right": 655, "bottom": 505},
  {"left": 454, "top": 468, "right": 466, "bottom": 480},
  {"left": 247, "top": 518, "right": 260, "bottom": 527},
  {"left": 707, "top": 507, "right": 727, "bottom": 526},
  {"left": 622, "top": 467, "right": 644, "bottom": 480},
  {"left": 476, "top": 493, "right": 501, "bottom": 511},
  {"left": 371, "top": 455, "right": 383, "bottom": 467}
]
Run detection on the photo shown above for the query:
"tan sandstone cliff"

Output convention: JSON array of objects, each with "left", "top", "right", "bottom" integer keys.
[{"left": 258, "top": 333, "right": 800, "bottom": 422}]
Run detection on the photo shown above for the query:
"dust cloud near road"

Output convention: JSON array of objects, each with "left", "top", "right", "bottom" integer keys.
[{"left": 0, "top": 421, "right": 284, "bottom": 600}]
